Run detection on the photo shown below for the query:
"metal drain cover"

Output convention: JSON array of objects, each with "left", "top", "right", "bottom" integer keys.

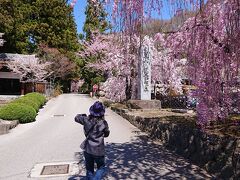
[
  {"left": 53, "top": 114, "right": 65, "bottom": 117},
  {"left": 41, "top": 164, "right": 69, "bottom": 175},
  {"left": 30, "top": 161, "right": 81, "bottom": 178}
]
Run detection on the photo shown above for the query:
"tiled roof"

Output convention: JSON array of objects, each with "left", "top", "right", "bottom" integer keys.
[{"left": 0, "top": 53, "right": 37, "bottom": 61}]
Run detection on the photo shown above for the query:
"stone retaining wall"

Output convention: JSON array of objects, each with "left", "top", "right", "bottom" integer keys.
[
  {"left": 111, "top": 107, "right": 240, "bottom": 179},
  {"left": 127, "top": 100, "right": 161, "bottom": 109}
]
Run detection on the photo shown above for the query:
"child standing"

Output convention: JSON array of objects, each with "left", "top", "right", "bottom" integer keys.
[{"left": 75, "top": 101, "right": 110, "bottom": 180}]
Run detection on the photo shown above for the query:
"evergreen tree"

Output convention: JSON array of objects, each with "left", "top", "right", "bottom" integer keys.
[
  {"left": 0, "top": 0, "right": 79, "bottom": 53},
  {"left": 0, "top": 0, "right": 34, "bottom": 53},
  {"left": 80, "top": 0, "right": 110, "bottom": 92},
  {"left": 83, "top": 0, "right": 110, "bottom": 41},
  {"left": 33, "top": 0, "right": 79, "bottom": 51}
]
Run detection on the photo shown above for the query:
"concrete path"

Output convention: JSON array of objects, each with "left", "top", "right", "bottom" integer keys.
[{"left": 0, "top": 94, "right": 213, "bottom": 180}]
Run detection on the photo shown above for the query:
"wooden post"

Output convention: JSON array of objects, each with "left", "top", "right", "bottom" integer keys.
[{"left": 21, "top": 83, "right": 25, "bottom": 95}]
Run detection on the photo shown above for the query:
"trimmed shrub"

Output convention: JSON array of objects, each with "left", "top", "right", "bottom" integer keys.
[
  {"left": 0, "top": 103, "right": 37, "bottom": 123},
  {"left": 13, "top": 97, "right": 39, "bottom": 111},
  {"left": 24, "top": 92, "right": 46, "bottom": 107},
  {"left": 22, "top": 96, "right": 42, "bottom": 109}
]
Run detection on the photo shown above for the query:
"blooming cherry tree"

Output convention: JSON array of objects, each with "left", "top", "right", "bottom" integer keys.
[
  {"left": 80, "top": 32, "right": 183, "bottom": 101},
  {"left": 79, "top": 33, "right": 138, "bottom": 101},
  {"left": 153, "top": 33, "right": 183, "bottom": 94},
  {"left": 79, "top": 0, "right": 239, "bottom": 127},
  {"left": 6, "top": 55, "right": 51, "bottom": 82},
  {"left": 165, "top": 0, "right": 240, "bottom": 126}
]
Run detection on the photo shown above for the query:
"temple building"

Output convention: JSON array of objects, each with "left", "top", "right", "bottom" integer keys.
[{"left": 0, "top": 53, "right": 47, "bottom": 95}]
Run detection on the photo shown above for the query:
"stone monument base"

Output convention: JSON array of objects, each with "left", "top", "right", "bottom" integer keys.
[{"left": 127, "top": 100, "right": 161, "bottom": 109}]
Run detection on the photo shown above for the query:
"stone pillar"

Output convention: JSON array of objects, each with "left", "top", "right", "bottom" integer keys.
[{"left": 139, "top": 36, "right": 152, "bottom": 100}]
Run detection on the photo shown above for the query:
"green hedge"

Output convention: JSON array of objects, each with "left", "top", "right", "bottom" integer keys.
[
  {"left": 10, "top": 93, "right": 46, "bottom": 112},
  {"left": 13, "top": 97, "right": 39, "bottom": 111},
  {"left": 25, "top": 92, "right": 46, "bottom": 106},
  {"left": 0, "top": 92, "right": 46, "bottom": 123},
  {"left": 0, "top": 103, "right": 37, "bottom": 123}
]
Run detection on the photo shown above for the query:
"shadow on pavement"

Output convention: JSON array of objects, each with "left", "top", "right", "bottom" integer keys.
[{"left": 69, "top": 135, "right": 214, "bottom": 180}]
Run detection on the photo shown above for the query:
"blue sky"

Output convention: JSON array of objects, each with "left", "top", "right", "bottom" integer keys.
[
  {"left": 72, "top": 0, "right": 188, "bottom": 34},
  {"left": 73, "top": 0, "right": 87, "bottom": 34}
]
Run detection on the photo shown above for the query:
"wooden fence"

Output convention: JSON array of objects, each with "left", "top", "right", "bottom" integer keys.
[{"left": 21, "top": 82, "right": 47, "bottom": 94}]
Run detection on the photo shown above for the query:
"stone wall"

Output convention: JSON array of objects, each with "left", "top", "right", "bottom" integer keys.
[
  {"left": 127, "top": 100, "right": 161, "bottom": 109},
  {"left": 111, "top": 107, "right": 240, "bottom": 179}
]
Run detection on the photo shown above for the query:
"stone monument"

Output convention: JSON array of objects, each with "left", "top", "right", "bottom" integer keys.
[
  {"left": 130, "top": 36, "right": 161, "bottom": 109},
  {"left": 140, "top": 36, "right": 152, "bottom": 100}
]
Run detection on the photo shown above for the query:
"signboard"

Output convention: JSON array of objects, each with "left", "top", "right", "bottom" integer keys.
[
  {"left": 0, "top": 39, "right": 4, "bottom": 46},
  {"left": 0, "top": 33, "right": 5, "bottom": 46},
  {"left": 140, "top": 36, "right": 152, "bottom": 100}
]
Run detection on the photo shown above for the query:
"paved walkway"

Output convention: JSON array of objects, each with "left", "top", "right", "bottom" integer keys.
[{"left": 0, "top": 94, "right": 213, "bottom": 180}]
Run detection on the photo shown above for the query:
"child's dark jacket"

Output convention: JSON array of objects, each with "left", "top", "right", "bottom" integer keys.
[{"left": 75, "top": 114, "right": 110, "bottom": 156}]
